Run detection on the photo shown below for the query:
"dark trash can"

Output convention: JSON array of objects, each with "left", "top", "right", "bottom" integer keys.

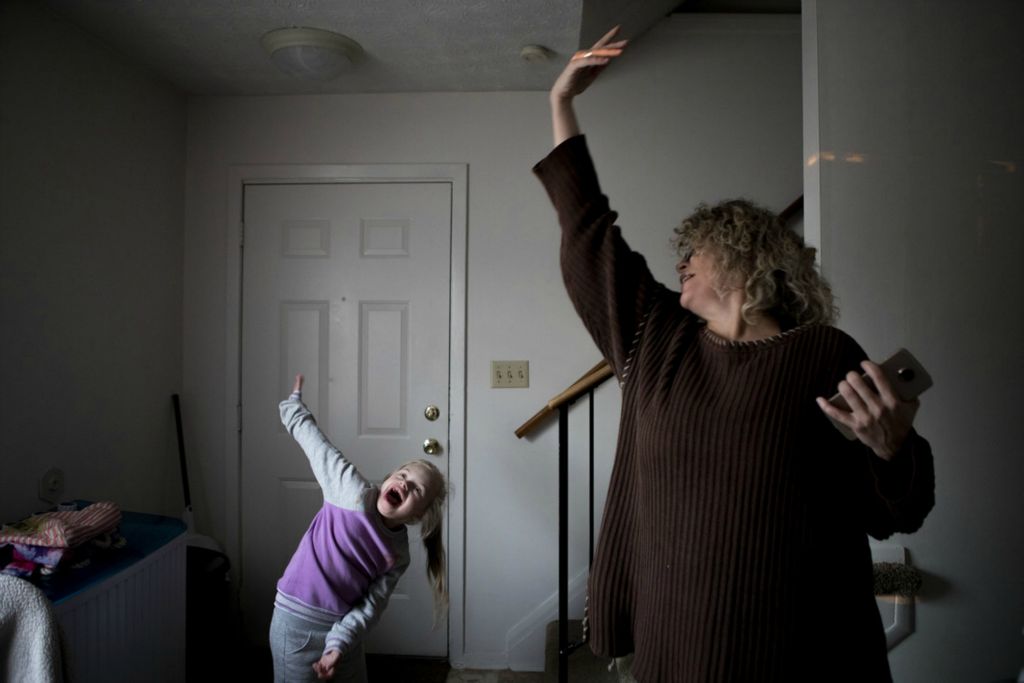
[{"left": 186, "top": 546, "right": 231, "bottom": 680}]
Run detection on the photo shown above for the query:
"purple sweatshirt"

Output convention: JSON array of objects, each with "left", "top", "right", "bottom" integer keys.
[{"left": 275, "top": 393, "right": 410, "bottom": 655}]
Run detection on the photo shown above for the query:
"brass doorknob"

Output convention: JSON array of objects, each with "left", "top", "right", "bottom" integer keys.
[
  {"left": 424, "top": 405, "right": 440, "bottom": 421},
  {"left": 423, "top": 438, "right": 442, "bottom": 456}
]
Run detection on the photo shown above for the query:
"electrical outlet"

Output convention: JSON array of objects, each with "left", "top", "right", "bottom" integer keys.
[
  {"left": 491, "top": 360, "right": 529, "bottom": 388},
  {"left": 39, "top": 467, "right": 65, "bottom": 504}
]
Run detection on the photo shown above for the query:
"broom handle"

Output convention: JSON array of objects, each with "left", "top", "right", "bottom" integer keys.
[{"left": 172, "top": 394, "right": 192, "bottom": 508}]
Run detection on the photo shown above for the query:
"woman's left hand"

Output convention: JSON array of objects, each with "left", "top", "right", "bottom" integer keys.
[
  {"left": 548, "top": 26, "right": 628, "bottom": 146},
  {"left": 816, "top": 361, "right": 920, "bottom": 461},
  {"left": 550, "top": 26, "right": 628, "bottom": 103}
]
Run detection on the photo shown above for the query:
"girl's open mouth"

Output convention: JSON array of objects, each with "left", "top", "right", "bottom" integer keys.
[{"left": 386, "top": 489, "right": 403, "bottom": 506}]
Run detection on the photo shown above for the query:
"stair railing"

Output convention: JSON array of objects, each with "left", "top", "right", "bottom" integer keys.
[{"left": 516, "top": 360, "right": 613, "bottom": 683}]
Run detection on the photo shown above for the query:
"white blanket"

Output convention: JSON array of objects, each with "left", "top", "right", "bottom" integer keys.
[{"left": 0, "top": 574, "right": 63, "bottom": 683}]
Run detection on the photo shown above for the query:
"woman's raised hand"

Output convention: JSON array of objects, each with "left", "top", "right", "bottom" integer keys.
[
  {"left": 551, "top": 26, "right": 628, "bottom": 102},
  {"left": 550, "top": 26, "right": 628, "bottom": 146},
  {"left": 292, "top": 373, "right": 304, "bottom": 394},
  {"left": 816, "top": 361, "right": 920, "bottom": 461}
]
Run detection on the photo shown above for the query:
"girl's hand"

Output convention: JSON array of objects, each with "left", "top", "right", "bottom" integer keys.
[
  {"left": 816, "top": 361, "right": 920, "bottom": 460},
  {"left": 312, "top": 649, "right": 341, "bottom": 680},
  {"left": 292, "top": 373, "right": 304, "bottom": 394},
  {"left": 550, "top": 26, "right": 628, "bottom": 104}
]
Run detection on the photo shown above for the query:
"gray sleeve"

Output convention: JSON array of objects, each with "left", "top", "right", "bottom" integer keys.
[
  {"left": 324, "top": 547, "right": 412, "bottom": 655},
  {"left": 279, "top": 394, "right": 370, "bottom": 507}
]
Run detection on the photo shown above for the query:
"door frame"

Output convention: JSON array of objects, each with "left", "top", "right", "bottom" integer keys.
[{"left": 224, "top": 162, "right": 468, "bottom": 661}]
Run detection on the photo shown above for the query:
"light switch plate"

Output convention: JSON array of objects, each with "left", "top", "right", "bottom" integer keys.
[
  {"left": 491, "top": 360, "right": 529, "bottom": 388},
  {"left": 39, "top": 467, "right": 65, "bottom": 504}
]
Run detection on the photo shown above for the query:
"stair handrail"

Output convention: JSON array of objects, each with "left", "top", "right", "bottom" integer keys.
[{"left": 514, "top": 360, "right": 614, "bottom": 438}]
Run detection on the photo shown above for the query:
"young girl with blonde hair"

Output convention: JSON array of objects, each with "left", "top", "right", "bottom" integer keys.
[{"left": 270, "top": 374, "right": 447, "bottom": 682}]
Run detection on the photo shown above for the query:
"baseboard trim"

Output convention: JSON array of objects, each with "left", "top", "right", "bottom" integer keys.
[{"left": 450, "top": 652, "right": 513, "bottom": 670}]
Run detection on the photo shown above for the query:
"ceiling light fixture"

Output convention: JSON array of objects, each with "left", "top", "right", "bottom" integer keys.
[
  {"left": 520, "top": 45, "right": 554, "bottom": 64},
  {"left": 261, "top": 27, "right": 365, "bottom": 81}
]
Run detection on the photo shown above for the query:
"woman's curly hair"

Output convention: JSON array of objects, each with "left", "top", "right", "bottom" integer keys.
[{"left": 672, "top": 199, "right": 837, "bottom": 328}]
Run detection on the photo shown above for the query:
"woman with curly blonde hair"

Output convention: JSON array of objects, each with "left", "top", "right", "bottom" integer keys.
[
  {"left": 533, "top": 26, "right": 935, "bottom": 683},
  {"left": 673, "top": 198, "right": 838, "bottom": 330}
]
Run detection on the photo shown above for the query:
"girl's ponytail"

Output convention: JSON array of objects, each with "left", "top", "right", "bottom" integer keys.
[
  {"left": 399, "top": 459, "right": 449, "bottom": 620},
  {"left": 422, "top": 520, "right": 448, "bottom": 618}
]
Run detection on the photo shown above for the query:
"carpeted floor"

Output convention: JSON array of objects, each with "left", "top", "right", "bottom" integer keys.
[
  {"left": 235, "top": 623, "right": 617, "bottom": 682},
  {"left": 366, "top": 654, "right": 449, "bottom": 682},
  {"left": 446, "top": 669, "right": 547, "bottom": 682}
]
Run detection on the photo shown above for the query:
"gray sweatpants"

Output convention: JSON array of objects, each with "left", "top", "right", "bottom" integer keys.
[{"left": 269, "top": 608, "right": 367, "bottom": 683}]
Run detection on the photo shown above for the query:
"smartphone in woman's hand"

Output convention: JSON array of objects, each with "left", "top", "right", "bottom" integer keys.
[{"left": 827, "top": 348, "right": 933, "bottom": 439}]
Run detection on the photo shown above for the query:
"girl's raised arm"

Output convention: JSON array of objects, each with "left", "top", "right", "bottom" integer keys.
[{"left": 279, "top": 374, "right": 370, "bottom": 502}]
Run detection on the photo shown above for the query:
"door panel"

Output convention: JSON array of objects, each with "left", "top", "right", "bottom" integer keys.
[{"left": 240, "top": 181, "right": 451, "bottom": 656}]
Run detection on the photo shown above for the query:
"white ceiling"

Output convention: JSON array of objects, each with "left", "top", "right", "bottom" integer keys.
[{"left": 38, "top": 0, "right": 798, "bottom": 96}]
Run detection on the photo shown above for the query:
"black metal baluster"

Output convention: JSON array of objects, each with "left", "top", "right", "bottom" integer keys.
[{"left": 558, "top": 403, "right": 570, "bottom": 683}]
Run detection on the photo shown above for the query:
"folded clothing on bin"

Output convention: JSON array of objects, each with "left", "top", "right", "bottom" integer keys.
[{"left": 0, "top": 501, "right": 122, "bottom": 549}]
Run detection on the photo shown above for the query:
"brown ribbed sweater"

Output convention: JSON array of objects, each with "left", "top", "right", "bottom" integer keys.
[{"left": 533, "top": 136, "right": 935, "bottom": 682}]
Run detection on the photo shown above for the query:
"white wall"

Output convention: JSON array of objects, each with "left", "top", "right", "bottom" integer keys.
[
  {"left": 183, "top": 14, "right": 801, "bottom": 669},
  {"left": 0, "top": 2, "right": 186, "bottom": 523},
  {"left": 805, "top": 1, "right": 1024, "bottom": 680}
]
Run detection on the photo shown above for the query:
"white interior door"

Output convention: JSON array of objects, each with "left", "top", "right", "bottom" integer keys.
[{"left": 240, "top": 180, "right": 451, "bottom": 656}]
